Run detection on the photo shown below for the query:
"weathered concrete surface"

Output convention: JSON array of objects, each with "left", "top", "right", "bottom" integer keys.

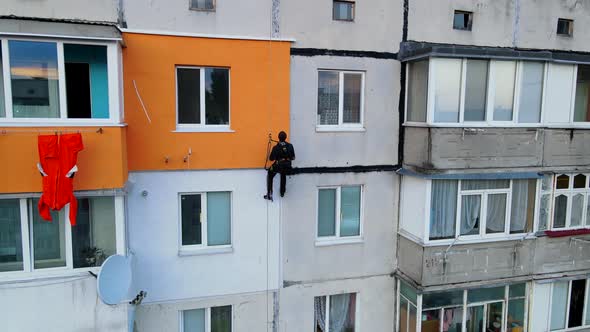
[
  {"left": 403, "top": 127, "right": 590, "bottom": 171},
  {"left": 0, "top": 0, "right": 119, "bottom": 23}
]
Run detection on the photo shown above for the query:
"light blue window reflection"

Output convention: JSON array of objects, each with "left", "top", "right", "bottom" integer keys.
[
  {"left": 207, "top": 192, "right": 231, "bottom": 246},
  {"left": 340, "top": 186, "right": 361, "bottom": 236}
]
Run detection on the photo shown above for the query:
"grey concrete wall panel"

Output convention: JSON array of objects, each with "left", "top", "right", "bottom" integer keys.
[
  {"left": 403, "top": 127, "right": 590, "bottom": 171},
  {"left": 533, "top": 235, "right": 590, "bottom": 275},
  {"left": 0, "top": 18, "right": 121, "bottom": 40},
  {"left": 123, "top": 0, "right": 273, "bottom": 37},
  {"left": 290, "top": 56, "right": 398, "bottom": 168},
  {"left": 280, "top": 0, "right": 402, "bottom": 52},
  {"left": 397, "top": 236, "right": 424, "bottom": 283},
  {"left": 0, "top": 0, "right": 119, "bottom": 23}
]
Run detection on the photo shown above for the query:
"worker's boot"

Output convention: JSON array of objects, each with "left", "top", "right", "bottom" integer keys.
[{"left": 264, "top": 193, "right": 273, "bottom": 201}]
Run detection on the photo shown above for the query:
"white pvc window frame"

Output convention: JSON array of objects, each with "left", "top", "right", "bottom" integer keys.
[
  {"left": 316, "top": 69, "right": 365, "bottom": 131},
  {"left": 180, "top": 305, "right": 233, "bottom": 332},
  {"left": 178, "top": 191, "right": 233, "bottom": 250},
  {"left": 548, "top": 279, "right": 590, "bottom": 331},
  {"left": 0, "top": 37, "right": 120, "bottom": 125},
  {"left": 539, "top": 173, "right": 590, "bottom": 231},
  {"left": 0, "top": 195, "right": 125, "bottom": 280},
  {"left": 314, "top": 293, "right": 359, "bottom": 331},
  {"left": 315, "top": 185, "right": 364, "bottom": 245},
  {"left": 175, "top": 66, "right": 232, "bottom": 132}
]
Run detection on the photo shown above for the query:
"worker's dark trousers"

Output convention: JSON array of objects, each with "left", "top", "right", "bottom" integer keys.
[{"left": 267, "top": 165, "right": 288, "bottom": 196}]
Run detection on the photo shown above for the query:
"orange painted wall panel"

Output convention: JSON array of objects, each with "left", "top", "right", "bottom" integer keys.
[
  {"left": 0, "top": 126, "right": 128, "bottom": 194},
  {"left": 122, "top": 33, "right": 291, "bottom": 171}
]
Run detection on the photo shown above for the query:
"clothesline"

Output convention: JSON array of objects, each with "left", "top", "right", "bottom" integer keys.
[{"left": 0, "top": 127, "right": 104, "bottom": 135}]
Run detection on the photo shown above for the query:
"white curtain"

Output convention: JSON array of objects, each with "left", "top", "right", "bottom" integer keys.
[
  {"left": 315, "top": 297, "right": 327, "bottom": 332},
  {"left": 460, "top": 195, "right": 481, "bottom": 235},
  {"left": 510, "top": 180, "right": 529, "bottom": 233},
  {"left": 430, "top": 180, "right": 458, "bottom": 239},
  {"left": 329, "top": 294, "right": 351, "bottom": 332},
  {"left": 486, "top": 194, "right": 507, "bottom": 233}
]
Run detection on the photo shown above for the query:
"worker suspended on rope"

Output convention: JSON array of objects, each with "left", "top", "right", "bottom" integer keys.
[{"left": 264, "top": 131, "right": 295, "bottom": 201}]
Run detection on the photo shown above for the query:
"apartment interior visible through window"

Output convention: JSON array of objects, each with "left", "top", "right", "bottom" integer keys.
[
  {"left": 333, "top": 1, "right": 355, "bottom": 21},
  {"left": 314, "top": 293, "right": 357, "bottom": 332},
  {"left": 317, "top": 70, "right": 364, "bottom": 128},
  {"left": 557, "top": 18, "right": 573, "bottom": 37},
  {"left": 190, "top": 0, "right": 215, "bottom": 11},
  {"left": 453, "top": 10, "right": 473, "bottom": 31}
]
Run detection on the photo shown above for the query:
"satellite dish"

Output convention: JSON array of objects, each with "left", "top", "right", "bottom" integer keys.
[{"left": 97, "top": 254, "right": 132, "bottom": 305}]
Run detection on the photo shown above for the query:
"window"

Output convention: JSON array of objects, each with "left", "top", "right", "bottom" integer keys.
[
  {"left": 453, "top": 10, "right": 473, "bottom": 31},
  {"left": 538, "top": 174, "right": 590, "bottom": 231},
  {"left": 574, "top": 65, "right": 590, "bottom": 122},
  {"left": 333, "top": 1, "right": 355, "bottom": 21},
  {"left": 0, "top": 39, "right": 112, "bottom": 120},
  {"left": 317, "top": 186, "right": 362, "bottom": 240},
  {"left": 0, "top": 196, "right": 120, "bottom": 274},
  {"left": 407, "top": 60, "right": 429, "bottom": 122},
  {"left": 550, "top": 279, "right": 590, "bottom": 331},
  {"left": 399, "top": 281, "right": 418, "bottom": 332},
  {"left": 176, "top": 67, "right": 230, "bottom": 129},
  {"left": 182, "top": 305, "right": 232, "bottom": 332},
  {"left": 557, "top": 18, "right": 573, "bottom": 37},
  {"left": 314, "top": 293, "right": 357, "bottom": 332},
  {"left": 189, "top": 0, "right": 215, "bottom": 11},
  {"left": 429, "top": 179, "right": 536, "bottom": 241},
  {"left": 317, "top": 70, "right": 364, "bottom": 128},
  {"left": 415, "top": 284, "right": 526, "bottom": 332},
  {"left": 180, "top": 192, "right": 231, "bottom": 248}
]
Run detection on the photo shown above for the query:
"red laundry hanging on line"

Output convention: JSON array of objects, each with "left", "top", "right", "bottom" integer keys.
[{"left": 37, "top": 133, "right": 84, "bottom": 225}]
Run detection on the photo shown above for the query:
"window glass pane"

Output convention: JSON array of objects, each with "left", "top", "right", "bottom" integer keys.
[
  {"left": 486, "top": 302, "right": 503, "bottom": 331},
  {"left": 72, "top": 197, "right": 116, "bottom": 268},
  {"left": 190, "top": 0, "right": 214, "bottom": 10},
  {"left": 443, "top": 307, "right": 463, "bottom": 332},
  {"left": 333, "top": 1, "right": 354, "bottom": 20},
  {"left": 550, "top": 282, "right": 568, "bottom": 331},
  {"left": 556, "top": 174, "right": 570, "bottom": 189},
  {"left": 468, "top": 286, "right": 505, "bottom": 303},
  {"left": 211, "top": 305, "right": 232, "bottom": 332},
  {"left": 573, "top": 174, "right": 586, "bottom": 189},
  {"left": 464, "top": 60, "right": 488, "bottom": 122},
  {"left": 400, "top": 297, "right": 409, "bottom": 332},
  {"left": 574, "top": 65, "right": 590, "bottom": 122},
  {"left": 542, "top": 175, "right": 553, "bottom": 191},
  {"left": 177, "top": 68, "right": 201, "bottom": 124},
  {"left": 466, "top": 305, "right": 484, "bottom": 332},
  {"left": 181, "top": 194, "right": 202, "bottom": 245},
  {"left": 205, "top": 68, "right": 229, "bottom": 125},
  {"left": 486, "top": 194, "right": 506, "bottom": 234},
  {"left": 568, "top": 279, "right": 586, "bottom": 328},
  {"left": 183, "top": 308, "right": 206, "bottom": 332},
  {"left": 340, "top": 186, "right": 361, "bottom": 237},
  {"left": 430, "top": 180, "right": 458, "bottom": 240},
  {"left": 64, "top": 44, "right": 109, "bottom": 119},
  {"left": 518, "top": 62, "right": 543, "bottom": 123},
  {"left": 461, "top": 195, "right": 481, "bottom": 236},
  {"left": 318, "top": 71, "right": 339, "bottom": 125},
  {"left": 571, "top": 194, "right": 584, "bottom": 227},
  {"left": 0, "top": 48, "right": 5, "bottom": 117},
  {"left": 587, "top": 197, "right": 590, "bottom": 227},
  {"left": 207, "top": 192, "right": 231, "bottom": 246},
  {"left": 343, "top": 73, "right": 362, "bottom": 123},
  {"left": 9, "top": 40, "right": 60, "bottom": 118},
  {"left": 586, "top": 282, "right": 590, "bottom": 326},
  {"left": 433, "top": 58, "right": 461, "bottom": 123},
  {"left": 407, "top": 61, "right": 428, "bottom": 122},
  {"left": 0, "top": 200, "right": 23, "bottom": 272},
  {"left": 400, "top": 280, "right": 418, "bottom": 304},
  {"left": 510, "top": 180, "right": 535, "bottom": 234},
  {"left": 553, "top": 195, "right": 567, "bottom": 229},
  {"left": 492, "top": 61, "right": 516, "bottom": 121},
  {"left": 31, "top": 199, "right": 66, "bottom": 269},
  {"left": 507, "top": 299, "right": 526, "bottom": 332},
  {"left": 421, "top": 309, "right": 440, "bottom": 332},
  {"left": 538, "top": 194, "right": 551, "bottom": 231},
  {"left": 318, "top": 189, "right": 337, "bottom": 237},
  {"left": 409, "top": 303, "right": 417, "bottom": 332},
  {"left": 422, "top": 290, "right": 464, "bottom": 309},
  {"left": 461, "top": 180, "right": 510, "bottom": 190},
  {"left": 329, "top": 293, "right": 355, "bottom": 332},
  {"left": 315, "top": 296, "right": 327, "bottom": 331},
  {"left": 509, "top": 283, "right": 526, "bottom": 298}
]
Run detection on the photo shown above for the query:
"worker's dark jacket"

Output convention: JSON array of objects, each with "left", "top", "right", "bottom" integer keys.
[{"left": 269, "top": 141, "right": 295, "bottom": 172}]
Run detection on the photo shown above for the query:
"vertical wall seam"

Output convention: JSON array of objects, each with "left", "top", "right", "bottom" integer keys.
[{"left": 513, "top": 0, "right": 521, "bottom": 47}]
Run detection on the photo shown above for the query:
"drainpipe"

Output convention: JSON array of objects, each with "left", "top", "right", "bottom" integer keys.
[{"left": 442, "top": 236, "right": 459, "bottom": 276}]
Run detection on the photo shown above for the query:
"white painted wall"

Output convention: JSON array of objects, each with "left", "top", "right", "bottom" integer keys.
[
  {"left": 290, "top": 56, "right": 399, "bottom": 168},
  {"left": 399, "top": 176, "right": 427, "bottom": 242},
  {"left": 279, "top": 275, "right": 395, "bottom": 331},
  {"left": 281, "top": 172, "right": 397, "bottom": 283},
  {"left": 123, "top": 0, "right": 273, "bottom": 38},
  {"left": 0, "top": 0, "right": 119, "bottom": 23},
  {"left": 0, "top": 275, "right": 128, "bottom": 332},
  {"left": 529, "top": 281, "right": 552, "bottom": 332},
  {"left": 126, "top": 170, "right": 280, "bottom": 303},
  {"left": 544, "top": 63, "right": 576, "bottom": 124},
  {"left": 280, "top": 0, "right": 402, "bottom": 52},
  {"left": 136, "top": 291, "right": 272, "bottom": 332}
]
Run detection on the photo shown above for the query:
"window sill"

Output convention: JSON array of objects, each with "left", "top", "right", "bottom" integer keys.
[
  {"left": 178, "top": 246, "right": 233, "bottom": 256},
  {"left": 423, "top": 233, "right": 535, "bottom": 247},
  {"left": 0, "top": 267, "right": 100, "bottom": 285},
  {"left": 315, "top": 237, "right": 363, "bottom": 247},
  {"left": 315, "top": 126, "right": 365, "bottom": 133},
  {"left": 173, "top": 126, "right": 235, "bottom": 133}
]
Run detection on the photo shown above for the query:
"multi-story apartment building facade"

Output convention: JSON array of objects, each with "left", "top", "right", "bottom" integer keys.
[{"left": 396, "top": 1, "right": 590, "bottom": 331}]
